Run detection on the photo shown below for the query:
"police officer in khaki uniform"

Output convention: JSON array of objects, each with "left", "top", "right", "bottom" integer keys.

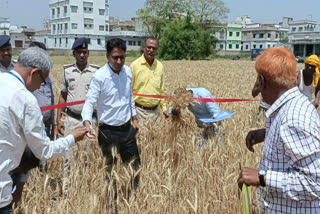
[
  {"left": 56, "top": 37, "right": 99, "bottom": 190},
  {"left": 56, "top": 37, "right": 99, "bottom": 135},
  {"left": 0, "top": 35, "right": 16, "bottom": 73}
]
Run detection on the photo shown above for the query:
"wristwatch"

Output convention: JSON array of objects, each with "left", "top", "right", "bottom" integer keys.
[{"left": 259, "top": 170, "right": 266, "bottom": 187}]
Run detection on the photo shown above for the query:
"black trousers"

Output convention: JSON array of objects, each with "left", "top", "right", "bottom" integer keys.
[
  {"left": 0, "top": 204, "right": 12, "bottom": 214},
  {"left": 98, "top": 123, "right": 141, "bottom": 177}
]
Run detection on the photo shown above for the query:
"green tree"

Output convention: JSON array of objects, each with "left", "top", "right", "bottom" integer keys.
[
  {"left": 188, "top": 0, "right": 229, "bottom": 27},
  {"left": 159, "top": 14, "right": 216, "bottom": 60},
  {"left": 137, "top": 0, "right": 189, "bottom": 39}
]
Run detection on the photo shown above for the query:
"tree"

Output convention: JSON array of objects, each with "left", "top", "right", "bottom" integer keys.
[
  {"left": 159, "top": 14, "right": 216, "bottom": 60},
  {"left": 137, "top": 0, "right": 229, "bottom": 38},
  {"left": 188, "top": 0, "right": 229, "bottom": 28},
  {"left": 137, "top": 0, "right": 189, "bottom": 39}
]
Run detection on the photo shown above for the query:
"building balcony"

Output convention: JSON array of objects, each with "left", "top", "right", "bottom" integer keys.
[{"left": 108, "top": 31, "right": 149, "bottom": 37}]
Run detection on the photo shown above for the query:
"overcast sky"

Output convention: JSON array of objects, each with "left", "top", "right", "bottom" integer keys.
[{"left": 0, "top": 0, "right": 320, "bottom": 30}]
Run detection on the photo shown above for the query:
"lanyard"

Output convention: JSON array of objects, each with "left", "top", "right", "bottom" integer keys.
[{"left": 8, "top": 71, "right": 24, "bottom": 85}]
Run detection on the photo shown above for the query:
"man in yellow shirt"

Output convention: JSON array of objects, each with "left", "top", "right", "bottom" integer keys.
[{"left": 130, "top": 37, "right": 168, "bottom": 125}]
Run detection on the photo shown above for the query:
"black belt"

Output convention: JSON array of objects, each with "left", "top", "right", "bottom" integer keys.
[
  {"left": 99, "top": 121, "right": 131, "bottom": 131},
  {"left": 135, "top": 102, "right": 158, "bottom": 110},
  {"left": 65, "top": 108, "right": 97, "bottom": 121}
]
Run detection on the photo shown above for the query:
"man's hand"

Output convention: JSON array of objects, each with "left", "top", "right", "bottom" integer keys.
[
  {"left": 83, "top": 120, "right": 96, "bottom": 139},
  {"left": 132, "top": 119, "right": 140, "bottom": 138},
  {"left": 163, "top": 111, "right": 169, "bottom": 118},
  {"left": 245, "top": 128, "right": 266, "bottom": 152},
  {"left": 237, "top": 167, "right": 260, "bottom": 189},
  {"left": 57, "top": 121, "right": 65, "bottom": 136},
  {"left": 12, "top": 182, "right": 25, "bottom": 210},
  {"left": 71, "top": 127, "right": 88, "bottom": 142}
]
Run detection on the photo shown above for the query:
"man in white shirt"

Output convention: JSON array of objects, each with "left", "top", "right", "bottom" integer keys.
[
  {"left": 238, "top": 47, "right": 320, "bottom": 213},
  {"left": 82, "top": 38, "right": 141, "bottom": 191},
  {"left": 0, "top": 47, "right": 87, "bottom": 212}
]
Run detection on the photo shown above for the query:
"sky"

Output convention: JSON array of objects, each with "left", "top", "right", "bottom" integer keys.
[{"left": 0, "top": 0, "right": 320, "bottom": 30}]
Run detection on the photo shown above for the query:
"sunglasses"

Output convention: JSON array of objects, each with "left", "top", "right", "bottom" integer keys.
[
  {"left": 38, "top": 71, "right": 46, "bottom": 86},
  {"left": 111, "top": 55, "right": 125, "bottom": 61}
]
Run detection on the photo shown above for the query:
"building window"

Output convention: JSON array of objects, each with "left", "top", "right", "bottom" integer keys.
[
  {"left": 298, "top": 27, "right": 303, "bottom": 31},
  {"left": 71, "top": 6, "right": 78, "bottom": 13},
  {"left": 84, "top": 7, "right": 93, "bottom": 13},
  {"left": 128, "top": 41, "right": 133, "bottom": 46},
  {"left": 138, "top": 41, "right": 141, "bottom": 46},
  {"left": 97, "top": 38, "right": 101, "bottom": 45},
  {"left": 64, "top": 6, "right": 67, "bottom": 15},
  {"left": 228, "top": 44, "right": 232, "bottom": 49},
  {"left": 84, "top": 24, "right": 93, "bottom": 29},
  {"left": 268, "top": 44, "right": 270, "bottom": 48},
  {"left": 52, "top": 8, "right": 55, "bottom": 17},
  {"left": 292, "top": 27, "right": 296, "bottom": 32},
  {"left": 72, "top": 23, "right": 78, "bottom": 29},
  {"left": 57, "top": 8, "right": 60, "bottom": 17},
  {"left": 245, "top": 45, "right": 248, "bottom": 49},
  {"left": 55, "top": 38, "right": 57, "bottom": 44},
  {"left": 268, "top": 33, "right": 271, "bottom": 38},
  {"left": 259, "top": 34, "right": 264, "bottom": 38},
  {"left": 99, "top": 9, "right": 105, "bottom": 15},
  {"left": 229, "top": 32, "right": 233, "bottom": 37},
  {"left": 220, "top": 44, "right": 223, "bottom": 49},
  {"left": 65, "top": 23, "right": 68, "bottom": 30},
  {"left": 236, "top": 32, "right": 240, "bottom": 37},
  {"left": 87, "top": 38, "right": 91, "bottom": 44},
  {"left": 105, "top": 25, "right": 109, "bottom": 31},
  {"left": 243, "top": 32, "right": 247, "bottom": 36},
  {"left": 44, "top": 38, "right": 47, "bottom": 44},
  {"left": 253, "top": 44, "right": 256, "bottom": 48},
  {"left": 66, "top": 38, "right": 68, "bottom": 44},
  {"left": 99, "top": 25, "right": 104, "bottom": 31},
  {"left": 275, "top": 34, "right": 279, "bottom": 38},
  {"left": 253, "top": 34, "right": 256, "bottom": 38},
  {"left": 260, "top": 45, "right": 263, "bottom": 48},
  {"left": 236, "top": 44, "right": 239, "bottom": 49},
  {"left": 59, "top": 38, "right": 62, "bottom": 44}
]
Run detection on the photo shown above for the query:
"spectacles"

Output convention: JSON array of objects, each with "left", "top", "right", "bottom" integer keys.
[
  {"left": 111, "top": 55, "right": 125, "bottom": 61},
  {"left": 146, "top": 46, "right": 158, "bottom": 50},
  {"left": 38, "top": 71, "right": 46, "bottom": 86}
]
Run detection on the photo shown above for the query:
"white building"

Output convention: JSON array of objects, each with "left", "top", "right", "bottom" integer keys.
[
  {"left": 288, "top": 20, "right": 320, "bottom": 56},
  {"left": 36, "top": 0, "right": 110, "bottom": 50},
  {"left": 0, "top": 18, "right": 10, "bottom": 36}
]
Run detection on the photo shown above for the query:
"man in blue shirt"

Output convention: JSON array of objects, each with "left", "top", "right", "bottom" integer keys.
[{"left": 187, "top": 88, "right": 220, "bottom": 138}]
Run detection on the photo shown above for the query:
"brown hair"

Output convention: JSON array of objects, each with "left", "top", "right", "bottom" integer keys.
[{"left": 255, "top": 47, "right": 296, "bottom": 88}]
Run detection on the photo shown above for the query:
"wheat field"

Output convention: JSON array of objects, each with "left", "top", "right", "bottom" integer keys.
[{"left": 15, "top": 56, "right": 304, "bottom": 214}]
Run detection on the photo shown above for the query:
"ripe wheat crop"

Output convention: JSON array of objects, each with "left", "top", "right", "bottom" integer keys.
[{"left": 16, "top": 57, "right": 304, "bottom": 214}]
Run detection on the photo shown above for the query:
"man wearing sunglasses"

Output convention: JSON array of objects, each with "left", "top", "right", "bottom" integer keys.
[
  {"left": 56, "top": 37, "right": 100, "bottom": 192},
  {"left": 82, "top": 38, "right": 141, "bottom": 193},
  {"left": 0, "top": 35, "right": 16, "bottom": 73},
  {"left": 130, "top": 37, "right": 168, "bottom": 127}
]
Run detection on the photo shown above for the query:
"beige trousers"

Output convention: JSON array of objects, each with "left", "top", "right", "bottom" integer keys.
[{"left": 136, "top": 105, "right": 161, "bottom": 128}]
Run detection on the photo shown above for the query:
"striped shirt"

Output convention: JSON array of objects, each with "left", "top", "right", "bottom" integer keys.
[{"left": 258, "top": 87, "right": 320, "bottom": 213}]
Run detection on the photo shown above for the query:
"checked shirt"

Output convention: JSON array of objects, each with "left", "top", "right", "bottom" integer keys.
[{"left": 257, "top": 87, "right": 320, "bottom": 213}]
